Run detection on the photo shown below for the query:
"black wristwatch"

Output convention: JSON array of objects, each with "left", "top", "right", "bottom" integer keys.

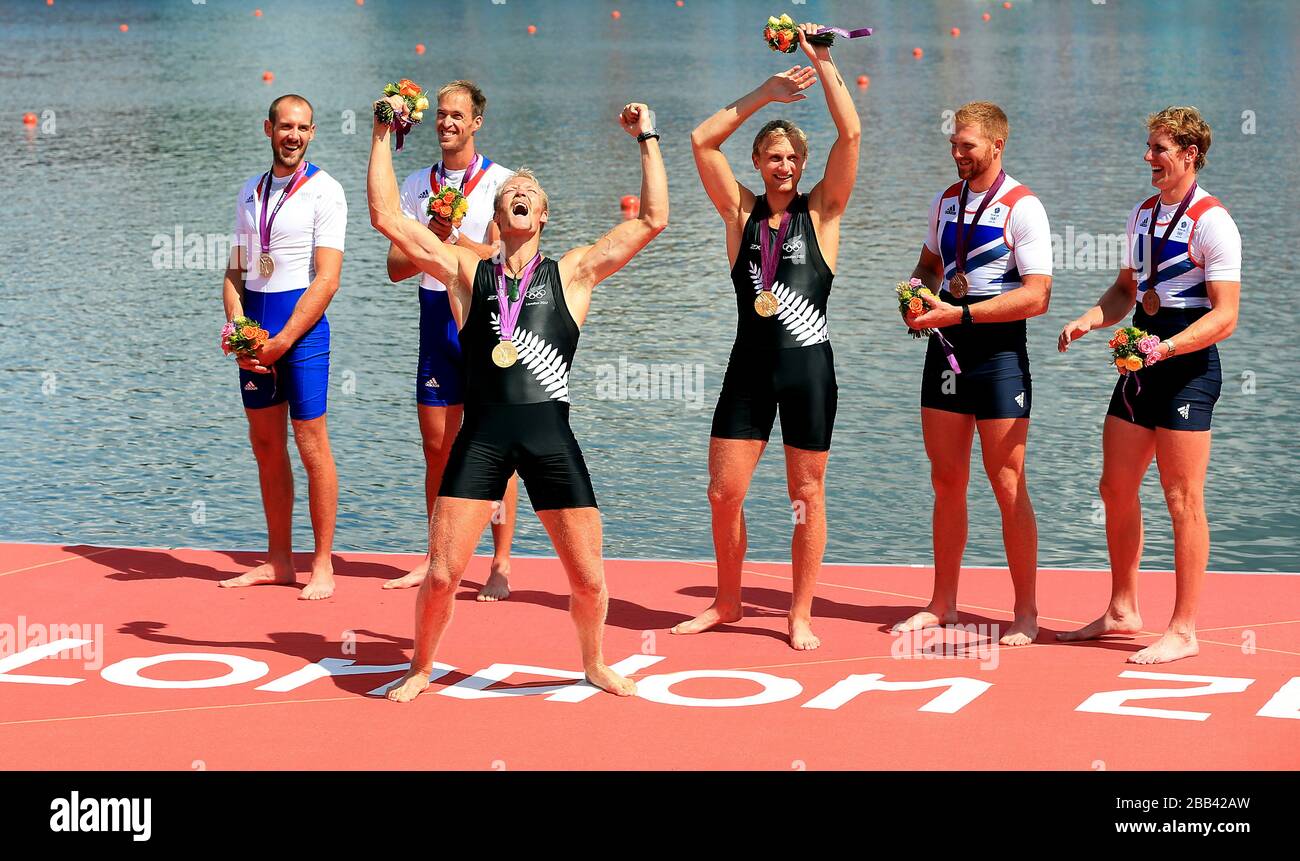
[
  {"left": 637, "top": 129, "right": 660, "bottom": 143},
  {"left": 961, "top": 304, "right": 973, "bottom": 326}
]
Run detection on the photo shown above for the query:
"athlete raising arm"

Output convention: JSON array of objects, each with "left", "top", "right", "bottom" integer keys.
[
  {"left": 368, "top": 93, "right": 667, "bottom": 699},
  {"left": 675, "top": 22, "right": 860, "bottom": 651}
]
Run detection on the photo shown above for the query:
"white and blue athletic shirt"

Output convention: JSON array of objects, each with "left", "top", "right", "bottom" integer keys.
[
  {"left": 233, "top": 164, "right": 347, "bottom": 294},
  {"left": 399, "top": 158, "right": 514, "bottom": 293},
  {"left": 924, "top": 174, "right": 1053, "bottom": 298},
  {"left": 1124, "top": 186, "right": 1241, "bottom": 311}
]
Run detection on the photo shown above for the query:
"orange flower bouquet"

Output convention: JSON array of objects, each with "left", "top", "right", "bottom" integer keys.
[
  {"left": 221, "top": 317, "right": 269, "bottom": 359},
  {"left": 374, "top": 78, "right": 429, "bottom": 151},
  {"left": 427, "top": 185, "right": 470, "bottom": 230}
]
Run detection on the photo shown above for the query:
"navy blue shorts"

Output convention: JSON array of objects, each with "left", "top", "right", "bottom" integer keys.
[
  {"left": 416, "top": 288, "right": 465, "bottom": 407},
  {"left": 238, "top": 289, "right": 329, "bottom": 421},
  {"left": 920, "top": 294, "right": 1030, "bottom": 420},
  {"left": 440, "top": 402, "right": 597, "bottom": 511},
  {"left": 1106, "top": 307, "right": 1221, "bottom": 431}
]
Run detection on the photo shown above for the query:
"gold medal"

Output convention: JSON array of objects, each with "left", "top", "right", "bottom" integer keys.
[
  {"left": 258, "top": 252, "right": 275, "bottom": 278},
  {"left": 754, "top": 291, "right": 780, "bottom": 318},
  {"left": 1142, "top": 289, "right": 1161, "bottom": 316},
  {"left": 491, "top": 340, "right": 518, "bottom": 368},
  {"left": 948, "top": 271, "right": 969, "bottom": 299}
]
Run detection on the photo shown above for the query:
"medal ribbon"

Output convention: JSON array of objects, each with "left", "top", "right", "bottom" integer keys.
[
  {"left": 759, "top": 207, "right": 792, "bottom": 294},
  {"left": 495, "top": 254, "right": 543, "bottom": 344},
  {"left": 257, "top": 163, "right": 309, "bottom": 256},
  {"left": 816, "top": 25, "right": 874, "bottom": 38},
  {"left": 434, "top": 153, "right": 487, "bottom": 199},
  {"left": 1141, "top": 181, "right": 1197, "bottom": 296},
  {"left": 952, "top": 169, "right": 1006, "bottom": 280},
  {"left": 934, "top": 331, "right": 961, "bottom": 375}
]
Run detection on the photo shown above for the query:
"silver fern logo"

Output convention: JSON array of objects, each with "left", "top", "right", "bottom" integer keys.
[
  {"left": 748, "top": 262, "right": 829, "bottom": 345},
  {"left": 490, "top": 313, "right": 570, "bottom": 402}
]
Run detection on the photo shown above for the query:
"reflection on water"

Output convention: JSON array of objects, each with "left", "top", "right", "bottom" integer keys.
[{"left": 1, "top": 0, "right": 1297, "bottom": 572}]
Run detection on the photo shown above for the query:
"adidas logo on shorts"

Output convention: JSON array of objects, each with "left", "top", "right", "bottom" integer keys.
[
  {"left": 1014, "top": 391, "right": 1025, "bottom": 408},
  {"left": 425, "top": 377, "right": 439, "bottom": 388},
  {"left": 1178, "top": 403, "right": 1190, "bottom": 420},
  {"left": 243, "top": 381, "right": 258, "bottom": 391}
]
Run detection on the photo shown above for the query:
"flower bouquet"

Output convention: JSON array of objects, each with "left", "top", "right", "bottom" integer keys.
[
  {"left": 374, "top": 79, "right": 429, "bottom": 151},
  {"left": 427, "top": 185, "right": 470, "bottom": 230},
  {"left": 764, "top": 14, "right": 834, "bottom": 52},
  {"left": 1108, "top": 326, "right": 1162, "bottom": 374},
  {"left": 222, "top": 317, "right": 269, "bottom": 359},
  {"left": 896, "top": 278, "right": 938, "bottom": 339}
]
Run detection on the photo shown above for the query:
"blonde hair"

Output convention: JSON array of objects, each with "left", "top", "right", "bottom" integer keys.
[
  {"left": 751, "top": 120, "right": 809, "bottom": 160},
  {"left": 954, "top": 101, "right": 1009, "bottom": 143},
  {"left": 1147, "top": 106, "right": 1211, "bottom": 171},
  {"left": 494, "top": 168, "right": 549, "bottom": 222}
]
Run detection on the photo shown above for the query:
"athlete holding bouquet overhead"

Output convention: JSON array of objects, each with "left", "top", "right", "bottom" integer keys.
[{"left": 674, "top": 22, "right": 861, "bottom": 651}]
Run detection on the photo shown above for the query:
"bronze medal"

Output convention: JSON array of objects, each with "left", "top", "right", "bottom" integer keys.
[
  {"left": 1142, "top": 289, "right": 1161, "bottom": 315},
  {"left": 258, "top": 252, "right": 275, "bottom": 278},
  {"left": 754, "top": 291, "right": 780, "bottom": 318},
  {"left": 949, "top": 271, "right": 969, "bottom": 299},
  {"left": 491, "top": 340, "right": 519, "bottom": 368}
]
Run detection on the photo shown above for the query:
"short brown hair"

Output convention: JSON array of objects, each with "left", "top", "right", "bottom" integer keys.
[
  {"left": 1147, "top": 106, "right": 1211, "bottom": 171},
  {"left": 268, "top": 94, "right": 313, "bottom": 125},
  {"left": 954, "top": 101, "right": 1009, "bottom": 143},
  {"left": 751, "top": 120, "right": 808, "bottom": 160},
  {"left": 438, "top": 80, "right": 487, "bottom": 119}
]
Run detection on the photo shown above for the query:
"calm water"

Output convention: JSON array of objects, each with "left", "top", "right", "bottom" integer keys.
[{"left": 1, "top": 0, "right": 1297, "bottom": 572}]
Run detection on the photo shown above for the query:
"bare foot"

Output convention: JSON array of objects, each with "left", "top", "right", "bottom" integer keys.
[
  {"left": 299, "top": 561, "right": 334, "bottom": 601},
  {"left": 999, "top": 614, "right": 1039, "bottom": 646},
  {"left": 385, "top": 669, "right": 431, "bottom": 703},
  {"left": 383, "top": 555, "right": 429, "bottom": 590},
  {"left": 477, "top": 568, "right": 510, "bottom": 602},
  {"left": 1129, "top": 630, "right": 1198, "bottom": 664},
  {"left": 789, "top": 617, "right": 821, "bottom": 651},
  {"left": 219, "top": 560, "right": 294, "bottom": 589},
  {"left": 585, "top": 663, "right": 636, "bottom": 697},
  {"left": 891, "top": 607, "right": 958, "bottom": 634},
  {"left": 1056, "top": 608, "right": 1143, "bottom": 642},
  {"left": 670, "top": 604, "right": 742, "bottom": 635}
]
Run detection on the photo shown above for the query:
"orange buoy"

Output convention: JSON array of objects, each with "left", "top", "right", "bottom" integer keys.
[
  {"left": 620, "top": 195, "right": 639, "bottom": 215},
  {"left": 912, "top": 47, "right": 923, "bottom": 58},
  {"left": 1003, "top": 1, "right": 1012, "bottom": 7},
  {"left": 611, "top": 10, "right": 621, "bottom": 19},
  {"left": 951, "top": 27, "right": 960, "bottom": 37},
  {"left": 856, "top": 74, "right": 870, "bottom": 88},
  {"left": 982, "top": 12, "right": 991, "bottom": 21},
  {"left": 262, "top": 71, "right": 274, "bottom": 82},
  {"left": 415, "top": 43, "right": 425, "bottom": 54},
  {"left": 119, "top": 23, "right": 129, "bottom": 32},
  {"left": 47, "top": 0, "right": 54, "bottom": 6},
  {"left": 356, "top": 0, "right": 364, "bottom": 5},
  {"left": 22, "top": 112, "right": 38, "bottom": 126},
  {"left": 527, "top": 24, "right": 537, "bottom": 34},
  {"left": 677, "top": 0, "right": 684, "bottom": 6},
  {"left": 254, "top": 9, "right": 262, "bottom": 17}
]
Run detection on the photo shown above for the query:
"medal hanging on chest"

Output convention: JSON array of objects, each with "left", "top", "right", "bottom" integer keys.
[
  {"left": 754, "top": 208, "right": 791, "bottom": 318},
  {"left": 256, "top": 164, "right": 307, "bottom": 279},
  {"left": 1140, "top": 182, "right": 1197, "bottom": 316},
  {"left": 493, "top": 255, "right": 542, "bottom": 368},
  {"left": 949, "top": 170, "right": 1006, "bottom": 300}
]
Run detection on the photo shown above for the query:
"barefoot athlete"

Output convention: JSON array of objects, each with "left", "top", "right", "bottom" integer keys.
[
  {"left": 893, "top": 102, "right": 1051, "bottom": 646},
  {"left": 367, "top": 94, "right": 668, "bottom": 700},
  {"left": 1057, "top": 107, "right": 1240, "bottom": 664},
  {"left": 220, "top": 94, "right": 347, "bottom": 601},
  {"left": 673, "top": 23, "right": 860, "bottom": 651},
  {"left": 383, "top": 80, "right": 520, "bottom": 600}
]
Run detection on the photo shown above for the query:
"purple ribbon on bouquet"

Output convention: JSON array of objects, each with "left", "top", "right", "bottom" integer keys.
[
  {"left": 390, "top": 113, "right": 415, "bottom": 152},
  {"left": 1121, "top": 370, "right": 1142, "bottom": 422},
  {"left": 817, "top": 26, "right": 874, "bottom": 39},
  {"left": 934, "top": 331, "right": 961, "bottom": 374}
]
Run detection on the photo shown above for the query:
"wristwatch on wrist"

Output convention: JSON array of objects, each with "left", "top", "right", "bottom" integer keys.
[
  {"left": 447, "top": 226, "right": 461, "bottom": 245},
  {"left": 961, "top": 304, "right": 973, "bottom": 326},
  {"left": 637, "top": 129, "right": 660, "bottom": 143},
  {"left": 1162, "top": 337, "right": 1177, "bottom": 356}
]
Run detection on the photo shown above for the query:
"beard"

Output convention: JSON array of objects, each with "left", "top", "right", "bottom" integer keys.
[{"left": 273, "top": 141, "right": 307, "bottom": 170}]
